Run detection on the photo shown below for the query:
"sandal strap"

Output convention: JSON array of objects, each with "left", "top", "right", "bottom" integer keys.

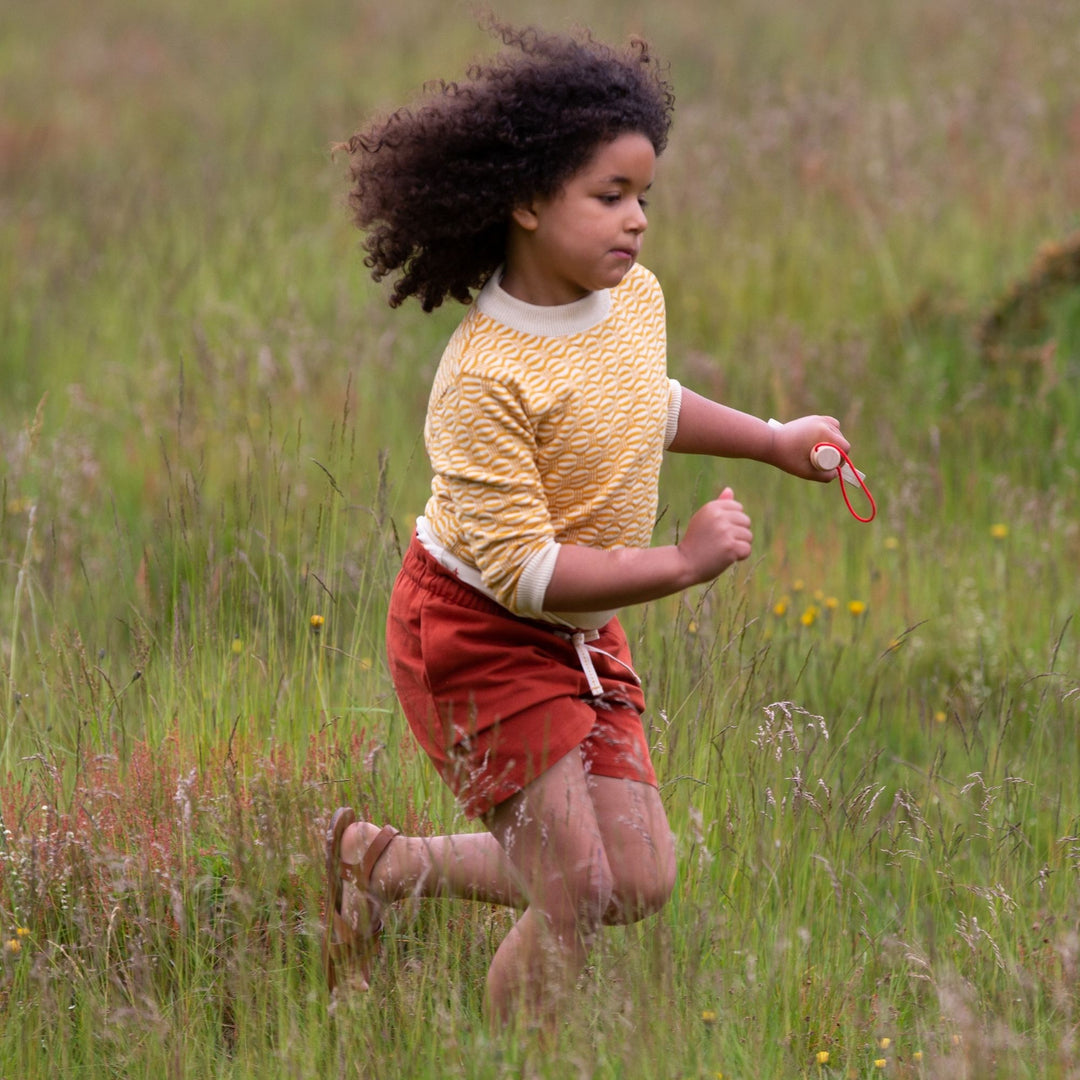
[{"left": 342, "top": 825, "right": 400, "bottom": 889}]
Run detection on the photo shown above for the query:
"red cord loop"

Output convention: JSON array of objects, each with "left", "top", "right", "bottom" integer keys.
[{"left": 814, "top": 442, "right": 876, "bottom": 523}]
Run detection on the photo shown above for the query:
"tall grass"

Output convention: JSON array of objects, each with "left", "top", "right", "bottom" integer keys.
[{"left": 2, "top": 0, "right": 1079, "bottom": 1076}]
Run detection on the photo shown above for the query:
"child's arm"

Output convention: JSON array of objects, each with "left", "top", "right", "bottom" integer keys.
[
  {"left": 668, "top": 388, "right": 849, "bottom": 482},
  {"left": 544, "top": 487, "right": 752, "bottom": 611}
]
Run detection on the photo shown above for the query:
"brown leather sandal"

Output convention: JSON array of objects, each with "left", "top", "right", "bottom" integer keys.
[{"left": 322, "top": 807, "right": 400, "bottom": 994}]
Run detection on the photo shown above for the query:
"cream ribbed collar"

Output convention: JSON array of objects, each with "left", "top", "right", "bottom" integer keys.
[{"left": 475, "top": 268, "right": 613, "bottom": 338}]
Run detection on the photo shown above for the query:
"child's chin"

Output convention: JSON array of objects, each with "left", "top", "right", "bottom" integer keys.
[{"left": 598, "top": 263, "right": 634, "bottom": 288}]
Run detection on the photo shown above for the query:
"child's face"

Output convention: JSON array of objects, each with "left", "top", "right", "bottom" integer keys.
[{"left": 504, "top": 132, "right": 656, "bottom": 306}]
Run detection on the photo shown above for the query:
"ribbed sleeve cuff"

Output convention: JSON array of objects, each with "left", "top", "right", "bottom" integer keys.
[
  {"left": 664, "top": 379, "right": 683, "bottom": 449},
  {"left": 515, "top": 540, "right": 561, "bottom": 617}
]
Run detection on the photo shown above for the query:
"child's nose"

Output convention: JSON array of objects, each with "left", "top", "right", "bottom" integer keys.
[{"left": 627, "top": 202, "right": 648, "bottom": 232}]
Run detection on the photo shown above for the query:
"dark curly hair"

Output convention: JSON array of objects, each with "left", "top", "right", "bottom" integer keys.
[{"left": 338, "top": 24, "right": 675, "bottom": 311}]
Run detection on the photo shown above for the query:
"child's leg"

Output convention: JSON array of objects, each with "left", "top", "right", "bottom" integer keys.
[
  {"left": 482, "top": 747, "right": 613, "bottom": 1027},
  {"left": 340, "top": 776, "right": 673, "bottom": 921},
  {"left": 333, "top": 769, "right": 673, "bottom": 1023},
  {"left": 587, "top": 775, "right": 676, "bottom": 924},
  {"left": 340, "top": 824, "right": 524, "bottom": 908}
]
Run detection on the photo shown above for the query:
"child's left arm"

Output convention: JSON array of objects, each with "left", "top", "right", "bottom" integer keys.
[{"left": 667, "top": 388, "right": 849, "bottom": 482}]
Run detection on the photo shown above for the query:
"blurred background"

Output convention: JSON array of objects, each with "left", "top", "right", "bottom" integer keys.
[{"left": 1, "top": 4, "right": 1079, "bottom": 1073}]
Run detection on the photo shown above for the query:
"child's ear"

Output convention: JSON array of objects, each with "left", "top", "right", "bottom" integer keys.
[{"left": 511, "top": 203, "right": 540, "bottom": 231}]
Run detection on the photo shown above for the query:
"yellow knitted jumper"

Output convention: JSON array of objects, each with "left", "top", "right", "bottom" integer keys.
[{"left": 420, "top": 262, "right": 682, "bottom": 622}]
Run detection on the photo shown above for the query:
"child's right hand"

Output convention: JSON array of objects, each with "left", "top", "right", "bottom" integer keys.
[{"left": 677, "top": 487, "right": 753, "bottom": 584}]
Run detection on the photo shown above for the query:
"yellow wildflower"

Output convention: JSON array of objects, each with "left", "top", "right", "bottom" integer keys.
[
  {"left": 16, "top": 927, "right": 30, "bottom": 937},
  {"left": 4, "top": 938, "right": 20, "bottom": 953},
  {"left": 883, "top": 536, "right": 900, "bottom": 550},
  {"left": 816, "top": 1050, "right": 830, "bottom": 1064},
  {"left": 800, "top": 605, "right": 820, "bottom": 627},
  {"left": 701, "top": 1009, "right": 717, "bottom": 1023},
  {"left": 878, "top": 1037, "right": 891, "bottom": 1050},
  {"left": 773, "top": 597, "right": 789, "bottom": 617},
  {"left": 934, "top": 710, "right": 947, "bottom": 724},
  {"left": 310, "top": 614, "right": 325, "bottom": 632},
  {"left": 825, "top": 596, "right": 839, "bottom": 611},
  {"left": 688, "top": 620, "right": 699, "bottom": 634},
  {"left": 912, "top": 1051, "right": 923, "bottom": 1062},
  {"left": 990, "top": 523, "right": 1008, "bottom": 540},
  {"left": 231, "top": 637, "right": 243, "bottom": 655},
  {"left": 847, "top": 600, "right": 867, "bottom": 616},
  {"left": 874, "top": 1059, "right": 886, "bottom": 1069},
  {"left": 792, "top": 579, "right": 805, "bottom": 592}
]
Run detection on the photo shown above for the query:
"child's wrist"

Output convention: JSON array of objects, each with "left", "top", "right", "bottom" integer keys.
[{"left": 761, "top": 417, "right": 781, "bottom": 466}]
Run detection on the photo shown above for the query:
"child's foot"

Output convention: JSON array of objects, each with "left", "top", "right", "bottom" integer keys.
[{"left": 322, "top": 808, "right": 399, "bottom": 994}]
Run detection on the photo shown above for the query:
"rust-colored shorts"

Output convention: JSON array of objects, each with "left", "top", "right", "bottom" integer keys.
[{"left": 386, "top": 534, "right": 657, "bottom": 819}]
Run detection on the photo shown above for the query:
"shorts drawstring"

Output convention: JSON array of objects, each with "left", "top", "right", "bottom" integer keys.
[{"left": 557, "top": 629, "right": 642, "bottom": 698}]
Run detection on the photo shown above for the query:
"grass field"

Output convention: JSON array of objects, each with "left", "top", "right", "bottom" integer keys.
[{"left": 2, "top": 0, "right": 1080, "bottom": 1076}]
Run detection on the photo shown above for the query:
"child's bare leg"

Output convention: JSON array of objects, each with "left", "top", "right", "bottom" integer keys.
[
  {"left": 340, "top": 825, "right": 524, "bottom": 907},
  {"left": 482, "top": 748, "right": 613, "bottom": 1027},
  {"left": 339, "top": 774, "right": 675, "bottom": 922},
  {"left": 588, "top": 775, "right": 676, "bottom": 924}
]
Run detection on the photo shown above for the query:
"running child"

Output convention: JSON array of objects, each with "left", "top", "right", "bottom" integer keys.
[{"left": 324, "top": 23, "right": 850, "bottom": 1027}]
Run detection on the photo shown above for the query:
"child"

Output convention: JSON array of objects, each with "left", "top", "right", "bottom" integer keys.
[{"left": 324, "top": 24, "right": 849, "bottom": 1026}]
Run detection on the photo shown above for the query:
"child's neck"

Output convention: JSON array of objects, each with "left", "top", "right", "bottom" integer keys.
[
  {"left": 499, "top": 264, "right": 592, "bottom": 307},
  {"left": 500, "top": 227, "right": 594, "bottom": 307}
]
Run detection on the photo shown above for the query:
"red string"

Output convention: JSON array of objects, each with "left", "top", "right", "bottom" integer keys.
[{"left": 814, "top": 442, "right": 876, "bottom": 523}]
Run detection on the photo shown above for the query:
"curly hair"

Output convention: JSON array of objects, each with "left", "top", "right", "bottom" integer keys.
[{"left": 339, "top": 24, "right": 675, "bottom": 311}]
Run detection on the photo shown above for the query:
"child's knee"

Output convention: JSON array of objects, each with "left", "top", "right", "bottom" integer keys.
[{"left": 608, "top": 843, "right": 676, "bottom": 923}]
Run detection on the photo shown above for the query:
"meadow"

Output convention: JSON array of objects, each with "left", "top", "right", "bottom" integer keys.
[{"left": 2, "top": 0, "right": 1079, "bottom": 1075}]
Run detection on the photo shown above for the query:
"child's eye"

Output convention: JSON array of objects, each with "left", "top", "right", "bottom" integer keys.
[{"left": 599, "top": 193, "right": 621, "bottom": 205}]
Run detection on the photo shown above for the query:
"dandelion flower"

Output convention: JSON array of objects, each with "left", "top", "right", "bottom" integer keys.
[
  {"left": 310, "top": 614, "right": 325, "bottom": 632},
  {"left": 990, "top": 523, "right": 1008, "bottom": 540},
  {"left": 4, "top": 938, "right": 20, "bottom": 953},
  {"left": 773, "top": 597, "right": 789, "bottom": 617},
  {"left": 231, "top": 637, "right": 243, "bottom": 655},
  {"left": 848, "top": 600, "right": 867, "bottom": 616},
  {"left": 879, "top": 1037, "right": 891, "bottom": 1050},
  {"left": 792, "top": 579, "right": 805, "bottom": 592},
  {"left": 813, "top": 588, "right": 825, "bottom": 602},
  {"left": 934, "top": 710, "right": 947, "bottom": 724},
  {"left": 16, "top": 927, "right": 30, "bottom": 937},
  {"left": 874, "top": 1059, "right": 886, "bottom": 1069},
  {"left": 825, "top": 596, "right": 839, "bottom": 611},
  {"left": 912, "top": 1051, "right": 923, "bottom": 1063},
  {"left": 816, "top": 1050, "right": 830, "bottom": 1064},
  {"left": 701, "top": 1010, "right": 717, "bottom": 1023},
  {"left": 800, "top": 605, "right": 820, "bottom": 627},
  {"left": 688, "top": 620, "right": 699, "bottom": 634}
]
